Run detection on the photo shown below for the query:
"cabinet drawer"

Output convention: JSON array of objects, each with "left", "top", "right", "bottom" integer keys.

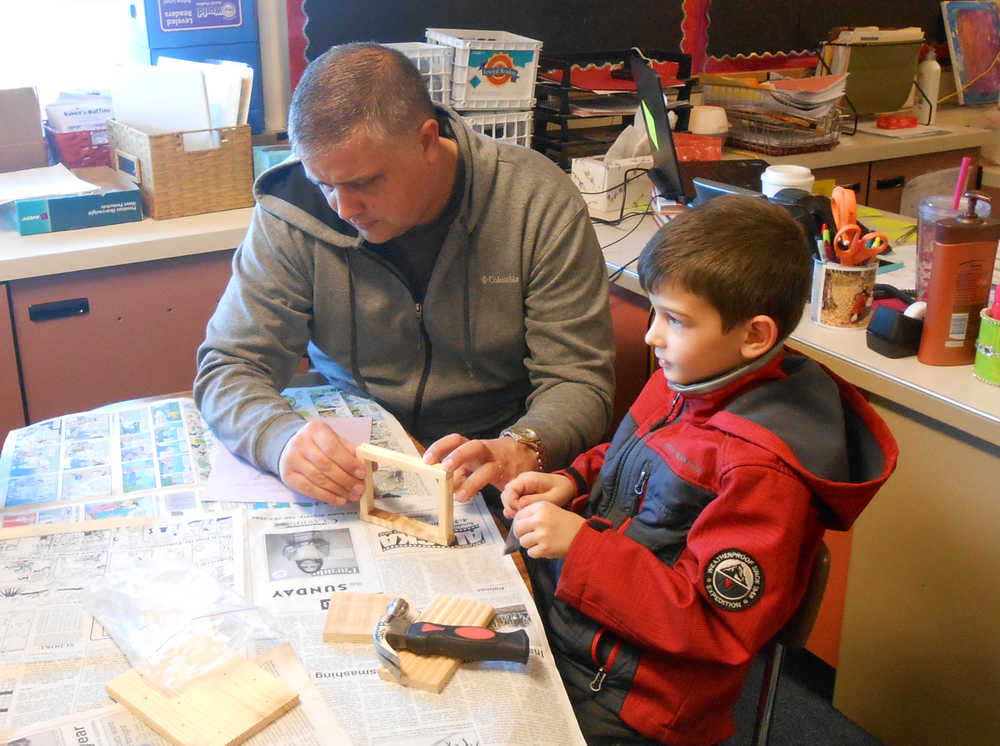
[
  {"left": 812, "top": 163, "right": 870, "bottom": 204},
  {"left": 0, "top": 283, "right": 27, "bottom": 443},
  {"left": 9, "top": 250, "right": 234, "bottom": 424},
  {"left": 868, "top": 148, "right": 979, "bottom": 214}
]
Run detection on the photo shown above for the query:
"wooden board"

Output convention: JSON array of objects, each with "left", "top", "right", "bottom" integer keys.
[
  {"left": 377, "top": 593, "right": 495, "bottom": 693},
  {"left": 357, "top": 443, "right": 454, "bottom": 546},
  {"left": 107, "top": 658, "right": 299, "bottom": 746},
  {"left": 323, "top": 592, "right": 400, "bottom": 643}
]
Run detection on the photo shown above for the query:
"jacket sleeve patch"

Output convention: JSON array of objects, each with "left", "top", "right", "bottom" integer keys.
[{"left": 704, "top": 549, "right": 764, "bottom": 611}]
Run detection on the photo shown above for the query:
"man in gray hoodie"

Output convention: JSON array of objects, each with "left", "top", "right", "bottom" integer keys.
[{"left": 194, "top": 43, "right": 614, "bottom": 508}]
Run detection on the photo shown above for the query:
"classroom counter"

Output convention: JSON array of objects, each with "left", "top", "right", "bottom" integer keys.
[{"left": 732, "top": 105, "right": 995, "bottom": 170}]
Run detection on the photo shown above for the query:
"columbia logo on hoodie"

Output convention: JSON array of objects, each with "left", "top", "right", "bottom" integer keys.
[{"left": 481, "top": 273, "right": 519, "bottom": 285}]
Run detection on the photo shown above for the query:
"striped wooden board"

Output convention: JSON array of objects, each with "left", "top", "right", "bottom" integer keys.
[
  {"left": 377, "top": 593, "right": 495, "bottom": 693},
  {"left": 107, "top": 657, "right": 299, "bottom": 746}
]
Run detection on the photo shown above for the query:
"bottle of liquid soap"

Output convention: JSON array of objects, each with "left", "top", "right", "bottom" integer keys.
[
  {"left": 918, "top": 192, "right": 1000, "bottom": 365},
  {"left": 915, "top": 48, "right": 941, "bottom": 126}
]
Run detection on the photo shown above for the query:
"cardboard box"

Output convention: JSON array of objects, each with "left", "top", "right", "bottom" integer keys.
[
  {"left": 107, "top": 118, "right": 253, "bottom": 219},
  {"left": 0, "top": 87, "right": 49, "bottom": 173},
  {"left": 4, "top": 166, "right": 142, "bottom": 235},
  {"left": 571, "top": 155, "right": 654, "bottom": 213},
  {"left": 45, "top": 124, "right": 110, "bottom": 168}
]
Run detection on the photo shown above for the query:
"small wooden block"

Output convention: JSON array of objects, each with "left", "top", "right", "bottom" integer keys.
[
  {"left": 356, "top": 443, "right": 454, "bottom": 546},
  {"left": 377, "top": 593, "right": 494, "bottom": 693},
  {"left": 323, "top": 592, "right": 399, "bottom": 643},
  {"left": 107, "top": 658, "right": 299, "bottom": 746}
]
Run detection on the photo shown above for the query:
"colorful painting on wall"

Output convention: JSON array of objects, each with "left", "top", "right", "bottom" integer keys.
[{"left": 942, "top": 1, "right": 1000, "bottom": 105}]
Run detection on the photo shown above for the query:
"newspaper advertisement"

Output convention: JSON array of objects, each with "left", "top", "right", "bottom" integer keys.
[
  {"left": 0, "top": 643, "right": 350, "bottom": 745},
  {"left": 0, "top": 514, "right": 242, "bottom": 730},
  {"left": 244, "top": 503, "right": 585, "bottom": 745}
]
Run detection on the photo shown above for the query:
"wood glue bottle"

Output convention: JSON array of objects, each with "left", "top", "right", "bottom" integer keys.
[{"left": 918, "top": 191, "right": 1000, "bottom": 365}]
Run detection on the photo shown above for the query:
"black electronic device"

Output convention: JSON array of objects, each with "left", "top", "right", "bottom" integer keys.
[{"left": 628, "top": 53, "right": 689, "bottom": 204}]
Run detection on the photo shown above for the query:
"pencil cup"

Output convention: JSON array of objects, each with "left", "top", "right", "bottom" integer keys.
[
  {"left": 810, "top": 259, "right": 878, "bottom": 329},
  {"left": 974, "top": 308, "right": 1000, "bottom": 385}
]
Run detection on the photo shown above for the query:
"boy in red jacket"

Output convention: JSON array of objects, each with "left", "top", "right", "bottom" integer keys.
[{"left": 503, "top": 195, "right": 898, "bottom": 745}]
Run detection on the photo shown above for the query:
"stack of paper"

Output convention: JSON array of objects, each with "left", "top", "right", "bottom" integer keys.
[
  {"left": 110, "top": 59, "right": 253, "bottom": 151},
  {"left": 760, "top": 74, "right": 849, "bottom": 118}
]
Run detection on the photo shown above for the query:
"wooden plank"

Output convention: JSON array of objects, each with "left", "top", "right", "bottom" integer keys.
[
  {"left": 377, "top": 593, "right": 494, "bottom": 694},
  {"left": 323, "top": 592, "right": 399, "bottom": 643},
  {"left": 357, "top": 443, "right": 454, "bottom": 546},
  {"left": 107, "top": 657, "right": 299, "bottom": 746}
]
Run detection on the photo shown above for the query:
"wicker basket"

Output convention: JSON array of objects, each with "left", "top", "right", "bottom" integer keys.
[{"left": 107, "top": 119, "right": 253, "bottom": 220}]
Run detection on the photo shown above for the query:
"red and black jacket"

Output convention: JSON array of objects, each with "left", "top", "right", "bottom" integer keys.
[{"left": 534, "top": 347, "right": 897, "bottom": 745}]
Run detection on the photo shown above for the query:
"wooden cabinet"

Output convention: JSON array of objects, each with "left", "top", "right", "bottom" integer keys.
[
  {"left": 8, "top": 250, "right": 234, "bottom": 424},
  {"left": 814, "top": 147, "right": 981, "bottom": 214},
  {"left": 0, "top": 283, "right": 27, "bottom": 444},
  {"left": 812, "top": 162, "right": 871, "bottom": 203}
]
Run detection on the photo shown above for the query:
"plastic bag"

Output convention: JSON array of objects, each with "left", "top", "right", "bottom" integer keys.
[{"left": 81, "top": 558, "right": 283, "bottom": 694}]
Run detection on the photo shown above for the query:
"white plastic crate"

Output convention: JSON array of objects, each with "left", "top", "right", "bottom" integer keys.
[
  {"left": 462, "top": 110, "right": 533, "bottom": 148},
  {"left": 426, "top": 28, "right": 542, "bottom": 110},
  {"left": 386, "top": 42, "right": 453, "bottom": 106}
]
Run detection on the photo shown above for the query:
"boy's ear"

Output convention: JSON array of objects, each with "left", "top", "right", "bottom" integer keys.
[{"left": 741, "top": 315, "right": 779, "bottom": 360}]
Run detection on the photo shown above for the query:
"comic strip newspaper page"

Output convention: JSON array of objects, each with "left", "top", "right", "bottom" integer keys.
[{"left": 0, "top": 398, "right": 211, "bottom": 526}]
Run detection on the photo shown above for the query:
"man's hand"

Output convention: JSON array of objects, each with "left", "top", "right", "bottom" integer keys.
[
  {"left": 423, "top": 434, "right": 540, "bottom": 503},
  {"left": 500, "top": 472, "right": 576, "bottom": 520},
  {"left": 511, "top": 501, "right": 585, "bottom": 559},
  {"left": 278, "top": 420, "right": 367, "bottom": 505}
]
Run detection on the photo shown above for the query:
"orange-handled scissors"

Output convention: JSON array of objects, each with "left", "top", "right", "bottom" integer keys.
[
  {"left": 831, "top": 186, "right": 858, "bottom": 232},
  {"left": 833, "top": 224, "right": 889, "bottom": 266}
]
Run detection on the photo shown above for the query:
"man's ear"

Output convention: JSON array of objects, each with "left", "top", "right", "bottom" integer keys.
[
  {"left": 417, "top": 118, "right": 440, "bottom": 161},
  {"left": 741, "top": 315, "right": 779, "bottom": 360}
]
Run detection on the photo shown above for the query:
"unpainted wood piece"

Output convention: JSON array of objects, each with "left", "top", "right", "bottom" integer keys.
[
  {"left": 323, "top": 591, "right": 401, "bottom": 643},
  {"left": 356, "top": 442, "right": 454, "bottom": 546},
  {"left": 106, "top": 657, "right": 299, "bottom": 746},
  {"left": 376, "top": 593, "right": 495, "bottom": 693}
]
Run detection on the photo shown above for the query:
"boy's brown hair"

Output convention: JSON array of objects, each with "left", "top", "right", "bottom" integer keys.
[{"left": 638, "top": 194, "right": 813, "bottom": 340}]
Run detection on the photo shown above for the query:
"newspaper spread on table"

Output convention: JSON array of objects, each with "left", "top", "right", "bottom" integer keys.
[{"left": 0, "top": 386, "right": 586, "bottom": 745}]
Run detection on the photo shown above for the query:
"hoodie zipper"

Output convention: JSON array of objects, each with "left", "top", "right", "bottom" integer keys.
[
  {"left": 411, "top": 302, "right": 432, "bottom": 435},
  {"left": 587, "top": 392, "right": 683, "bottom": 690},
  {"left": 603, "top": 392, "right": 683, "bottom": 520},
  {"left": 588, "top": 629, "right": 621, "bottom": 692}
]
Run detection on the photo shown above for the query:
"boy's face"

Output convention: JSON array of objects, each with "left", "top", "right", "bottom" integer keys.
[{"left": 645, "top": 283, "right": 751, "bottom": 386}]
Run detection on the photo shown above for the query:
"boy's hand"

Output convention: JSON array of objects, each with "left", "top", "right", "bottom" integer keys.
[
  {"left": 500, "top": 472, "right": 576, "bottom": 520},
  {"left": 511, "top": 502, "right": 586, "bottom": 559}
]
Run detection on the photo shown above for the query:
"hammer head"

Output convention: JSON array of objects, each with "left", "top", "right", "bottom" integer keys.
[{"left": 373, "top": 597, "right": 411, "bottom": 679}]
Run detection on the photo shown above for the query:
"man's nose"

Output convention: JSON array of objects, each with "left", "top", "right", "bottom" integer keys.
[{"left": 327, "top": 189, "right": 363, "bottom": 220}]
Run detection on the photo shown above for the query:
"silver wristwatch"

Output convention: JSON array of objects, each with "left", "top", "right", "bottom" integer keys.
[{"left": 500, "top": 426, "right": 547, "bottom": 472}]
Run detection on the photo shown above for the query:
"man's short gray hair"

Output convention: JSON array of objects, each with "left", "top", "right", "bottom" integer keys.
[{"left": 288, "top": 42, "right": 436, "bottom": 159}]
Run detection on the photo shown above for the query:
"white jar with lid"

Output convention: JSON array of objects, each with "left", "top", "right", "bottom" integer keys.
[{"left": 760, "top": 165, "right": 815, "bottom": 197}]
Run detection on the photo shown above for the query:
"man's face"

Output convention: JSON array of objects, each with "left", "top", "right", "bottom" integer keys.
[
  {"left": 296, "top": 558, "right": 323, "bottom": 574},
  {"left": 302, "top": 127, "right": 437, "bottom": 244},
  {"left": 645, "top": 283, "right": 750, "bottom": 386}
]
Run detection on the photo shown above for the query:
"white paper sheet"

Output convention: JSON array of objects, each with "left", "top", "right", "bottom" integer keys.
[{"left": 0, "top": 164, "right": 99, "bottom": 205}]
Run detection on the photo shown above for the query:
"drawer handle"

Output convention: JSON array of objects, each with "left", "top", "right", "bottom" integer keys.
[
  {"left": 29, "top": 298, "right": 90, "bottom": 322},
  {"left": 875, "top": 176, "right": 905, "bottom": 190}
]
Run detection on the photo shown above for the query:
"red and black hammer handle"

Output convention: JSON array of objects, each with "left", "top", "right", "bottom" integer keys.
[{"left": 403, "top": 622, "right": 529, "bottom": 663}]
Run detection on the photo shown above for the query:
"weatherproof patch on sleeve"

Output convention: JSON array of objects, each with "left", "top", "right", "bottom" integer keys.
[{"left": 704, "top": 549, "right": 764, "bottom": 610}]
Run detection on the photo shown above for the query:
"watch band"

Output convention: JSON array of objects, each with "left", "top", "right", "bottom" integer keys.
[{"left": 500, "top": 427, "right": 547, "bottom": 472}]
